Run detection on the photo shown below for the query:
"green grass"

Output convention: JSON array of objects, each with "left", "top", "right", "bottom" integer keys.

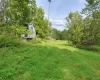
[{"left": 0, "top": 40, "right": 100, "bottom": 80}]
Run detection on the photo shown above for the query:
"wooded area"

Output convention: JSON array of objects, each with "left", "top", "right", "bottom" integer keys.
[
  {"left": 0, "top": 0, "right": 50, "bottom": 39},
  {"left": 0, "top": 0, "right": 100, "bottom": 46},
  {"left": 52, "top": 0, "right": 100, "bottom": 46}
]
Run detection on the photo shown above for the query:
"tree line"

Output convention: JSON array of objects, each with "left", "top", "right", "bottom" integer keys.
[
  {"left": 0, "top": 0, "right": 50, "bottom": 39},
  {"left": 52, "top": 0, "right": 100, "bottom": 46},
  {"left": 0, "top": 0, "right": 100, "bottom": 46},
  {"left": 51, "top": 28, "right": 67, "bottom": 40},
  {"left": 66, "top": 0, "right": 100, "bottom": 45}
]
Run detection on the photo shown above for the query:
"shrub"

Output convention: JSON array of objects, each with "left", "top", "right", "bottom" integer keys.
[
  {"left": 0, "top": 35, "right": 21, "bottom": 48},
  {"left": 28, "top": 38, "right": 42, "bottom": 44},
  {"left": 77, "top": 45, "right": 100, "bottom": 52},
  {"left": 9, "top": 24, "right": 27, "bottom": 37},
  {"left": 0, "top": 23, "right": 8, "bottom": 35},
  {"left": 0, "top": 24, "right": 28, "bottom": 38}
]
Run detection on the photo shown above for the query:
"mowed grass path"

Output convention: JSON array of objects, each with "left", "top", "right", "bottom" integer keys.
[{"left": 0, "top": 40, "right": 100, "bottom": 80}]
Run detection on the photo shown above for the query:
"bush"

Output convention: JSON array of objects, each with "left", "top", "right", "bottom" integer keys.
[
  {"left": 9, "top": 24, "right": 27, "bottom": 37},
  {"left": 77, "top": 45, "right": 100, "bottom": 52},
  {"left": 0, "top": 35, "right": 21, "bottom": 48},
  {"left": 28, "top": 38, "right": 42, "bottom": 44},
  {"left": 0, "top": 23, "right": 8, "bottom": 35}
]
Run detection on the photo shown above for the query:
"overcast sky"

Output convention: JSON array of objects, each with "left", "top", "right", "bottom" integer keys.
[{"left": 36, "top": 0, "right": 86, "bottom": 30}]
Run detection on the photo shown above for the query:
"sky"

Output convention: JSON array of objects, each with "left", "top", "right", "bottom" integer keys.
[{"left": 36, "top": 0, "right": 86, "bottom": 30}]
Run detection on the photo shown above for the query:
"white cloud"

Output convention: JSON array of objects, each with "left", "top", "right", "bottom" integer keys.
[
  {"left": 44, "top": 14, "right": 64, "bottom": 26},
  {"left": 50, "top": 19, "right": 65, "bottom": 30},
  {"left": 44, "top": 14, "right": 65, "bottom": 30},
  {"left": 50, "top": 19, "right": 65, "bottom": 26}
]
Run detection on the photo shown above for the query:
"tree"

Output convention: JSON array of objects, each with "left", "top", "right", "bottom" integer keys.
[
  {"left": 61, "top": 29, "right": 68, "bottom": 40},
  {"left": 0, "top": 0, "right": 37, "bottom": 37},
  {"left": 0, "top": 0, "right": 52, "bottom": 40},
  {"left": 51, "top": 28, "right": 68, "bottom": 40},
  {"left": 51, "top": 28, "right": 60, "bottom": 40},
  {"left": 82, "top": 0, "right": 100, "bottom": 44},
  {"left": 65, "top": 0, "right": 100, "bottom": 45},
  {"left": 0, "top": 0, "right": 9, "bottom": 22},
  {"left": 66, "top": 12, "right": 83, "bottom": 45},
  {"left": 5, "top": 0, "right": 36, "bottom": 24},
  {"left": 33, "top": 7, "right": 50, "bottom": 39}
]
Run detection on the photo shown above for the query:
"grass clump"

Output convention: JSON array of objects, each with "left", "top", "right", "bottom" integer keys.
[
  {"left": 0, "top": 35, "right": 21, "bottom": 48},
  {"left": 28, "top": 38, "right": 42, "bottom": 44}
]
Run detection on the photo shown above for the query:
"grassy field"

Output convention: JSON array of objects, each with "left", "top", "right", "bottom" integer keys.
[{"left": 0, "top": 40, "right": 100, "bottom": 80}]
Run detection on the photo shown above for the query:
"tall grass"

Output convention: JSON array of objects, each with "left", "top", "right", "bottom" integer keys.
[{"left": 0, "top": 35, "right": 22, "bottom": 48}]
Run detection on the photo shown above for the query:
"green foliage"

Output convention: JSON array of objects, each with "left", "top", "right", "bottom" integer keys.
[
  {"left": 51, "top": 28, "right": 60, "bottom": 40},
  {"left": 65, "top": 0, "right": 100, "bottom": 45},
  {"left": 66, "top": 12, "right": 83, "bottom": 45},
  {"left": 51, "top": 28, "right": 68, "bottom": 40},
  {"left": 9, "top": 25, "right": 28, "bottom": 37},
  {"left": 0, "top": 0, "right": 50, "bottom": 40},
  {"left": 0, "top": 24, "right": 28, "bottom": 38},
  {"left": 0, "top": 35, "right": 21, "bottom": 48},
  {"left": 0, "top": 0, "right": 37, "bottom": 40},
  {"left": 0, "top": 23, "right": 7, "bottom": 35},
  {"left": 33, "top": 8, "right": 50, "bottom": 39},
  {"left": 77, "top": 45, "right": 100, "bottom": 52},
  {"left": 28, "top": 38, "right": 42, "bottom": 44},
  {"left": 81, "top": 0, "right": 100, "bottom": 45},
  {"left": 0, "top": 0, "right": 8, "bottom": 22},
  {"left": 5, "top": 0, "right": 36, "bottom": 24}
]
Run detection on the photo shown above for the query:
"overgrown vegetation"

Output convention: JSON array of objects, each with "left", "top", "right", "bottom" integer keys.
[
  {"left": 0, "top": 40, "right": 100, "bottom": 80},
  {"left": 0, "top": 0, "right": 50, "bottom": 40},
  {"left": 51, "top": 28, "right": 68, "bottom": 40},
  {"left": 0, "top": 35, "right": 21, "bottom": 48},
  {"left": 65, "top": 0, "right": 100, "bottom": 45},
  {"left": 51, "top": 0, "right": 100, "bottom": 46}
]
